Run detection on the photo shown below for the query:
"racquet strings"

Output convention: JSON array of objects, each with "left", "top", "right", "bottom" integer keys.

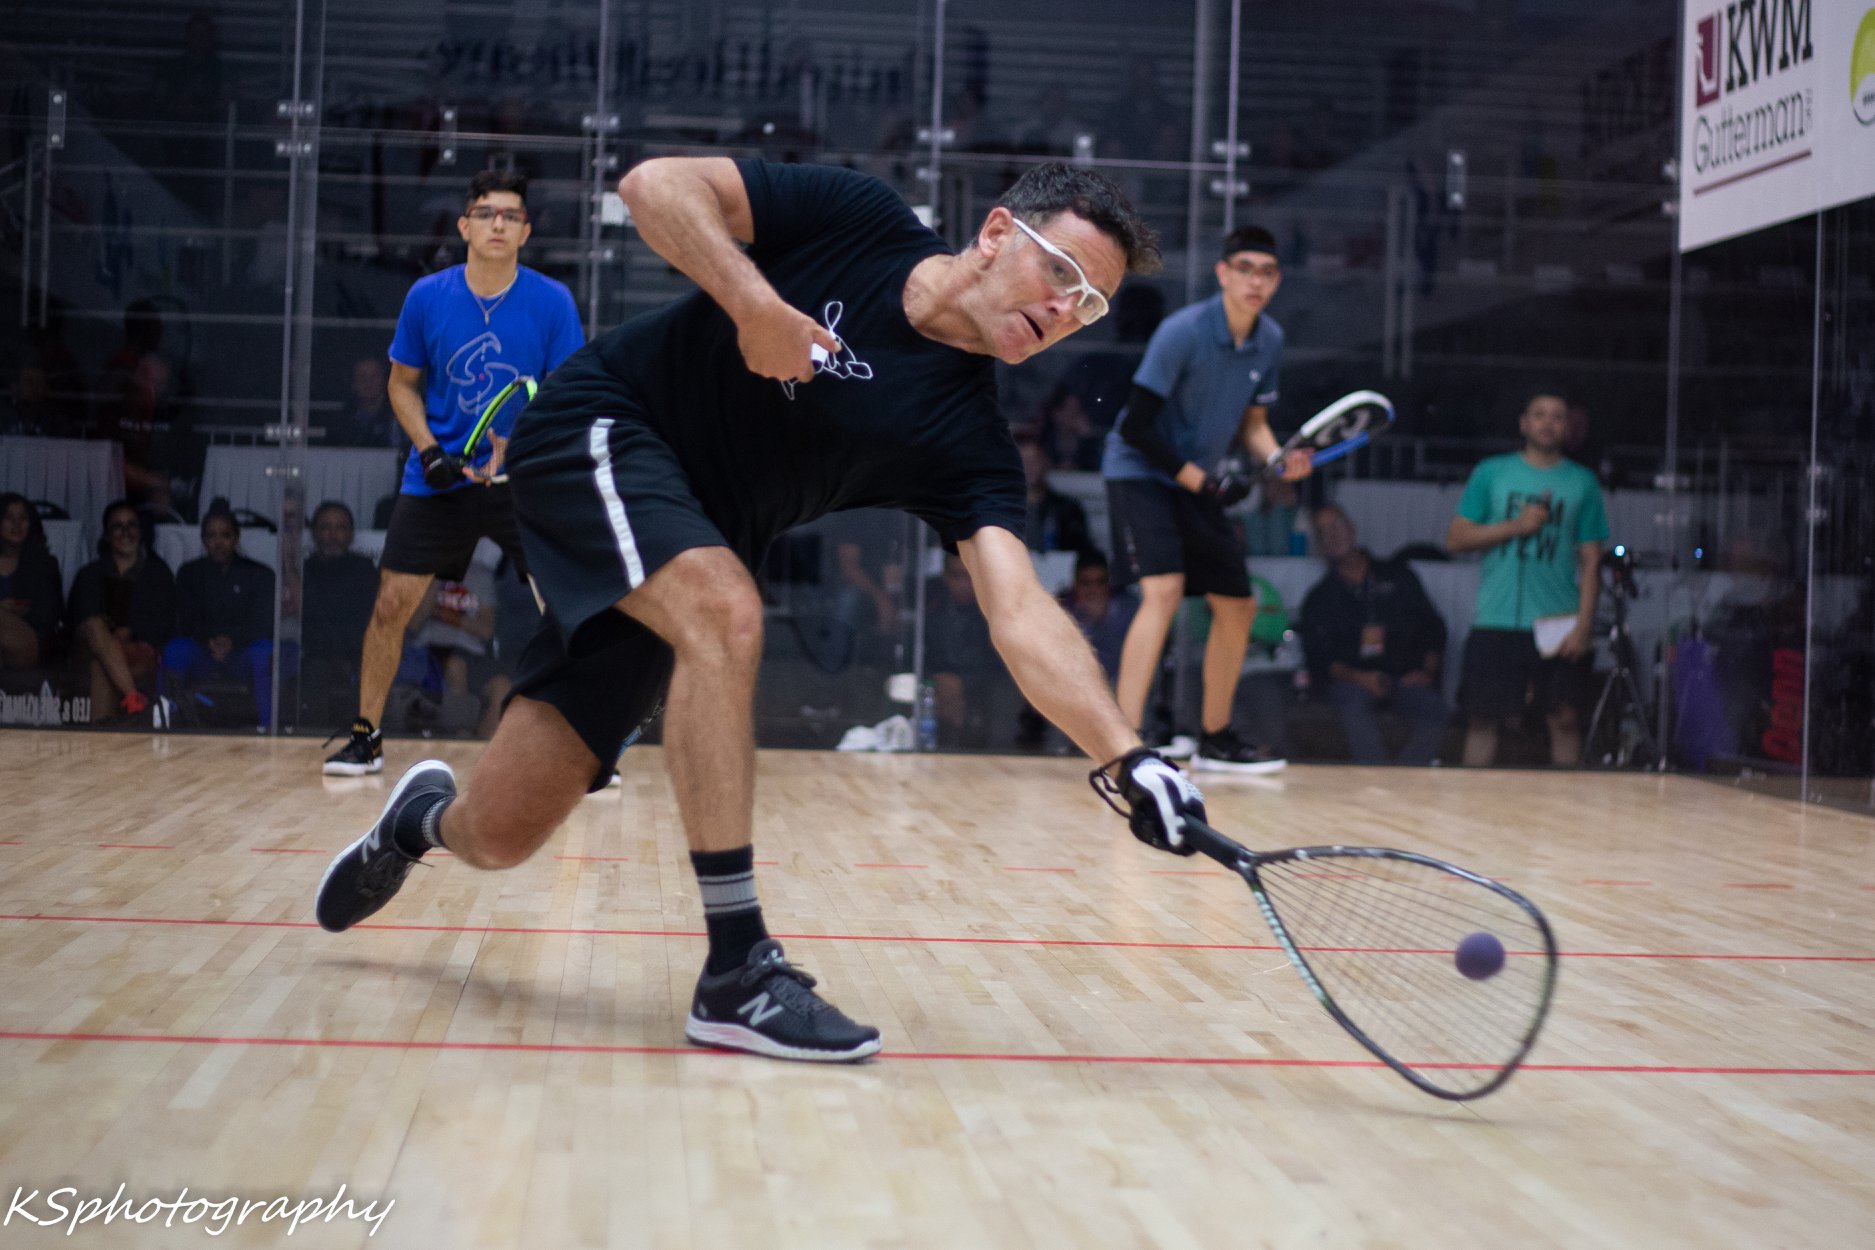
[{"left": 1255, "top": 854, "right": 1553, "bottom": 1096}]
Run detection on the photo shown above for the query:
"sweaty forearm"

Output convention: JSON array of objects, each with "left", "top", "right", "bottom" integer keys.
[{"left": 990, "top": 588, "right": 1139, "bottom": 765}]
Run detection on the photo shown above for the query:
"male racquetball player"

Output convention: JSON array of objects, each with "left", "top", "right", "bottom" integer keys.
[{"left": 315, "top": 157, "right": 1215, "bottom": 1061}]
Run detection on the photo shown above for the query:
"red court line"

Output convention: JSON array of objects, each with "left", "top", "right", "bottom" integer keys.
[
  {"left": 1, "top": 911, "right": 1869, "bottom": 964},
  {"left": 1723, "top": 883, "right": 1793, "bottom": 890},
  {"left": 0, "top": 1029, "right": 1870, "bottom": 1078},
  {"left": 1583, "top": 880, "right": 1653, "bottom": 886},
  {"left": 96, "top": 844, "right": 173, "bottom": 851},
  {"left": 0, "top": 841, "right": 21, "bottom": 846},
  {"left": 852, "top": 863, "right": 927, "bottom": 870},
  {"left": 252, "top": 848, "right": 325, "bottom": 855},
  {"left": 557, "top": 856, "right": 631, "bottom": 862},
  {"left": 1003, "top": 866, "right": 1076, "bottom": 874},
  {"left": 754, "top": 860, "right": 779, "bottom": 866}
]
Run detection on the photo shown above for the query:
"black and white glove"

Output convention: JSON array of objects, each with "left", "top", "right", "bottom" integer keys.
[
  {"left": 1200, "top": 450, "right": 1256, "bottom": 508},
  {"left": 1089, "top": 748, "right": 1208, "bottom": 856},
  {"left": 419, "top": 444, "right": 467, "bottom": 491}
]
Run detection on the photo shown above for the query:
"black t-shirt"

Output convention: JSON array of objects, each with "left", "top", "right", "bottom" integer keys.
[
  {"left": 519, "top": 159, "right": 1025, "bottom": 553},
  {"left": 1298, "top": 553, "right": 1448, "bottom": 682}
]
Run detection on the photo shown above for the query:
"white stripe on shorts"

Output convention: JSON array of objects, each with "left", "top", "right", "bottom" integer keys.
[{"left": 589, "top": 418, "right": 646, "bottom": 588}]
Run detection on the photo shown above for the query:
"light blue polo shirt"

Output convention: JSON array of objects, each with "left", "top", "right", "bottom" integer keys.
[{"left": 1100, "top": 293, "right": 1283, "bottom": 486}]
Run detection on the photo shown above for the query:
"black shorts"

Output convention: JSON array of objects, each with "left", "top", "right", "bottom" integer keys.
[
  {"left": 507, "top": 611, "right": 674, "bottom": 791},
  {"left": 1106, "top": 478, "right": 1252, "bottom": 599},
  {"left": 1458, "top": 627, "right": 1589, "bottom": 722},
  {"left": 502, "top": 410, "right": 744, "bottom": 787},
  {"left": 379, "top": 486, "right": 528, "bottom": 582}
]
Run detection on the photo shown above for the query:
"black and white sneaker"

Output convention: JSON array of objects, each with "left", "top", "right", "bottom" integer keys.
[
  {"left": 1192, "top": 727, "right": 1287, "bottom": 774},
  {"left": 685, "top": 939, "right": 882, "bottom": 1062},
  {"left": 323, "top": 719, "right": 384, "bottom": 776},
  {"left": 314, "top": 760, "right": 452, "bottom": 932}
]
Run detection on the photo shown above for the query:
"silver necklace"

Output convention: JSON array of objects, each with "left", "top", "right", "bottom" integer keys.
[{"left": 470, "top": 273, "right": 517, "bottom": 324}]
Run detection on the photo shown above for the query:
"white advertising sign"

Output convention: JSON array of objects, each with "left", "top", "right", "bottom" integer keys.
[{"left": 1679, "top": 0, "right": 1875, "bottom": 250}]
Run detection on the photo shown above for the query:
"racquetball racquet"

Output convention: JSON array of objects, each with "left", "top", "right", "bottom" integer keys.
[
  {"left": 461, "top": 375, "right": 536, "bottom": 484},
  {"left": 1092, "top": 771, "right": 1558, "bottom": 1100},
  {"left": 1269, "top": 388, "right": 1396, "bottom": 474}
]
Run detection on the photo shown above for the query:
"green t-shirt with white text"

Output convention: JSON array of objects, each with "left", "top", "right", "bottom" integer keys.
[{"left": 1457, "top": 453, "right": 1608, "bottom": 629}]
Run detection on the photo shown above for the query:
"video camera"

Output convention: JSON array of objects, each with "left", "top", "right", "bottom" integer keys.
[{"left": 1601, "top": 544, "right": 1638, "bottom": 596}]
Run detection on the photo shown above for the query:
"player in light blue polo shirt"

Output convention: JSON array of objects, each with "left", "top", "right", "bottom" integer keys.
[{"left": 1101, "top": 225, "right": 1312, "bottom": 773}]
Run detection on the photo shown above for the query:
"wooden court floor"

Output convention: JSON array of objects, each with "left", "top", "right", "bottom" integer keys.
[{"left": 2, "top": 729, "right": 1873, "bottom": 1249}]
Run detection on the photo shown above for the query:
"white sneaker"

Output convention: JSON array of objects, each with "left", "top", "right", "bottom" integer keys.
[{"left": 1156, "top": 734, "right": 1199, "bottom": 760}]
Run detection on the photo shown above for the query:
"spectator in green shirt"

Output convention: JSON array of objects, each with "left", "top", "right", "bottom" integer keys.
[{"left": 1446, "top": 392, "right": 1609, "bottom": 766}]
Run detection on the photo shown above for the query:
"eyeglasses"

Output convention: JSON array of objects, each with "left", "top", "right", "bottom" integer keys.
[
  {"left": 107, "top": 520, "right": 141, "bottom": 534},
  {"left": 1010, "top": 218, "right": 1110, "bottom": 325},
  {"left": 1223, "top": 258, "right": 1281, "bottom": 281},
  {"left": 465, "top": 207, "right": 528, "bottom": 226}
]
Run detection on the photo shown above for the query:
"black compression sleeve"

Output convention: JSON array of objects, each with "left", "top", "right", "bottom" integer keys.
[{"left": 1116, "top": 386, "right": 1188, "bottom": 479}]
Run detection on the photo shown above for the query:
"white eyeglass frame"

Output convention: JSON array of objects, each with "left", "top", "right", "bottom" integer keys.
[{"left": 1010, "top": 217, "right": 1110, "bottom": 325}]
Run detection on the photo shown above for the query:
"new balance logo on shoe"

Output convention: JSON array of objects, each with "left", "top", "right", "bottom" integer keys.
[{"left": 737, "top": 992, "right": 783, "bottom": 1028}]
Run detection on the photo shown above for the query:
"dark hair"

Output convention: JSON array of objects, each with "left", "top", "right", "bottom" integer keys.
[
  {"left": 995, "top": 163, "right": 1161, "bottom": 275},
  {"left": 466, "top": 169, "right": 528, "bottom": 211},
  {"left": 311, "top": 500, "right": 354, "bottom": 527},
  {"left": 0, "top": 491, "right": 49, "bottom": 555},
  {"left": 97, "top": 499, "right": 145, "bottom": 559},
  {"left": 1525, "top": 387, "right": 1568, "bottom": 409},
  {"left": 200, "top": 497, "right": 238, "bottom": 540},
  {"left": 1074, "top": 550, "right": 1110, "bottom": 576},
  {"left": 1221, "top": 226, "right": 1278, "bottom": 260}
]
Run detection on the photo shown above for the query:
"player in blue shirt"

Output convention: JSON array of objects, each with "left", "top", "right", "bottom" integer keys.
[
  {"left": 324, "top": 170, "right": 585, "bottom": 775},
  {"left": 1101, "top": 226, "right": 1312, "bottom": 774}
]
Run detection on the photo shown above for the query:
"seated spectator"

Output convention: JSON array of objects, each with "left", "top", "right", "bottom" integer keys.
[
  {"left": 327, "top": 356, "right": 401, "bottom": 448},
  {"left": 164, "top": 501, "right": 277, "bottom": 725},
  {"left": 1299, "top": 504, "right": 1450, "bottom": 765},
  {"left": 924, "top": 552, "right": 1006, "bottom": 748},
  {"left": 0, "top": 493, "right": 64, "bottom": 671},
  {"left": 1019, "top": 432, "right": 1095, "bottom": 558},
  {"left": 300, "top": 501, "right": 379, "bottom": 725},
  {"left": 825, "top": 509, "right": 908, "bottom": 656},
  {"left": 68, "top": 500, "right": 176, "bottom": 721},
  {"left": 1063, "top": 551, "right": 1135, "bottom": 680},
  {"left": 407, "top": 561, "right": 504, "bottom": 736},
  {"left": 1017, "top": 551, "right": 1136, "bottom": 748}
]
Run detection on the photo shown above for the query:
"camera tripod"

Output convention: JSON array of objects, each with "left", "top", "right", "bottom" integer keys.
[{"left": 1579, "top": 580, "right": 1662, "bottom": 769}]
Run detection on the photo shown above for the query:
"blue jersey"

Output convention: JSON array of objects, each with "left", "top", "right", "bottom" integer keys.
[
  {"left": 1100, "top": 294, "right": 1283, "bottom": 486},
  {"left": 388, "top": 264, "right": 585, "bottom": 495}
]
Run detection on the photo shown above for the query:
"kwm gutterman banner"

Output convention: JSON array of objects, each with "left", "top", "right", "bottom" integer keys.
[{"left": 1679, "top": 0, "right": 1875, "bottom": 250}]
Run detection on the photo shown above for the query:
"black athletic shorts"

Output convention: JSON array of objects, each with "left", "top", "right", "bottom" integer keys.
[
  {"left": 1458, "top": 627, "right": 1589, "bottom": 722},
  {"left": 502, "top": 410, "right": 743, "bottom": 788},
  {"left": 379, "top": 485, "right": 528, "bottom": 582},
  {"left": 1106, "top": 477, "right": 1252, "bottom": 598}
]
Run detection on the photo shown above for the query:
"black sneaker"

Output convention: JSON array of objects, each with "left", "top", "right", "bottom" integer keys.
[
  {"left": 1193, "top": 727, "right": 1287, "bottom": 774},
  {"left": 314, "top": 760, "right": 452, "bottom": 932},
  {"left": 323, "top": 719, "right": 383, "bottom": 776},
  {"left": 685, "top": 939, "right": 882, "bottom": 1062}
]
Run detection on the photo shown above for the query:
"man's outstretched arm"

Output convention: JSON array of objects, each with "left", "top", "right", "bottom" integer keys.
[
  {"left": 616, "top": 156, "right": 837, "bottom": 384},
  {"left": 957, "top": 524, "right": 1139, "bottom": 767}
]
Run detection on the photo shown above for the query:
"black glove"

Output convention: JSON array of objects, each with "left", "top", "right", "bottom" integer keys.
[
  {"left": 419, "top": 445, "right": 467, "bottom": 491},
  {"left": 1201, "top": 450, "right": 1257, "bottom": 507},
  {"left": 1089, "top": 748, "right": 1207, "bottom": 856}
]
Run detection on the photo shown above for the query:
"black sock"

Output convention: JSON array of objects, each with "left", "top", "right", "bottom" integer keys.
[
  {"left": 691, "top": 846, "right": 769, "bottom": 975},
  {"left": 392, "top": 792, "right": 450, "bottom": 859}
]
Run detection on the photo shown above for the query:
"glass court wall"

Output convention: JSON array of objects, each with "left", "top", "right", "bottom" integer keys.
[{"left": 1, "top": 0, "right": 1868, "bottom": 813}]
